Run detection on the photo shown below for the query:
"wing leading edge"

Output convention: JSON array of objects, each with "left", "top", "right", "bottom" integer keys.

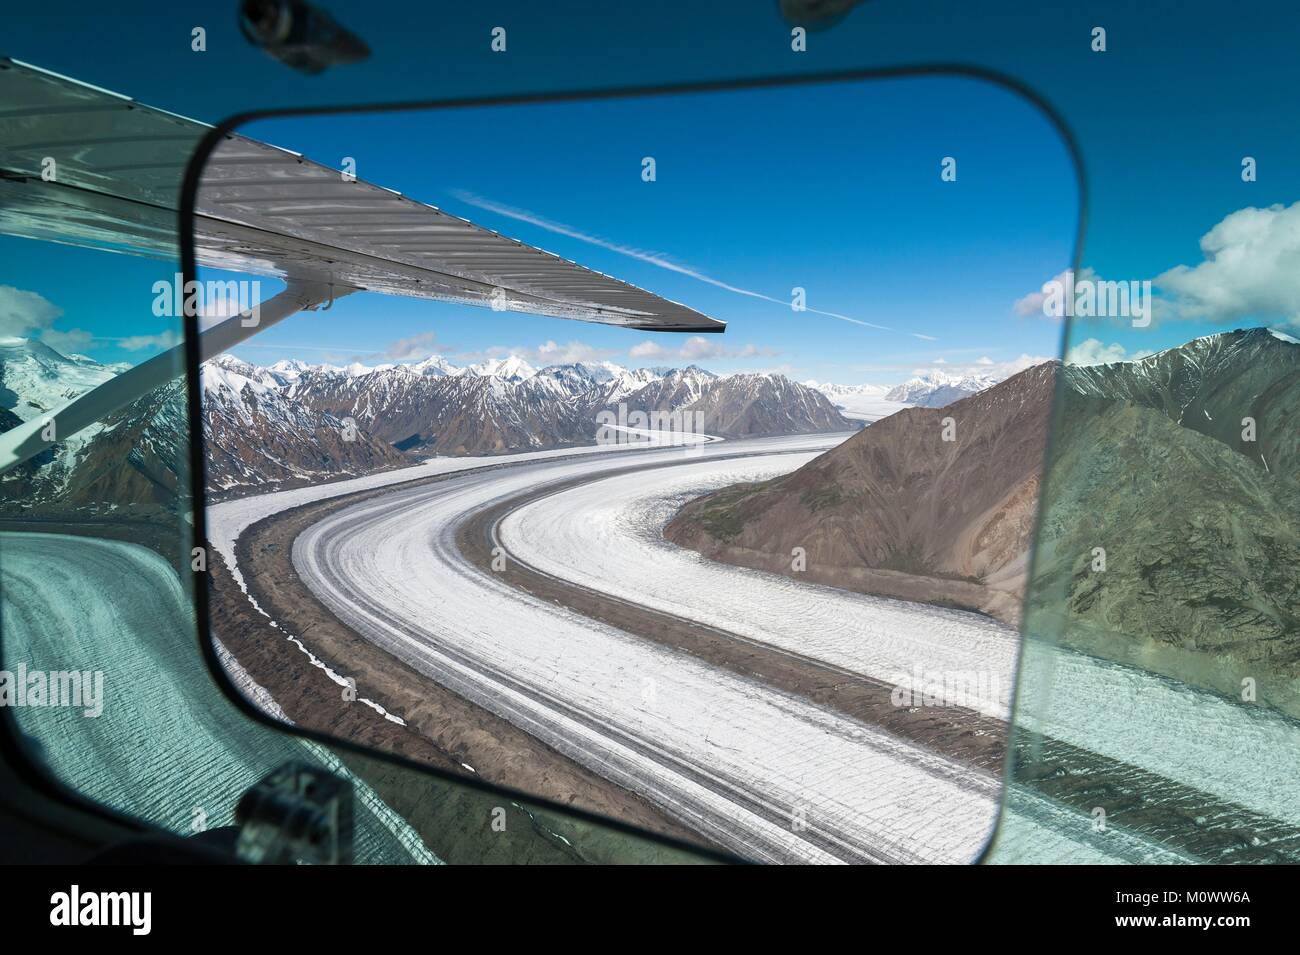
[{"left": 0, "top": 58, "right": 724, "bottom": 333}]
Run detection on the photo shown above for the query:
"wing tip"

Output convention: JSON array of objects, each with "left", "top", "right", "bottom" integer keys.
[{"left": 628, "top": 320, "right": 727, "bottom": 334}]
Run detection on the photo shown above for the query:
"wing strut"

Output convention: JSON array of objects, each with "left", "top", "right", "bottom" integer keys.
[{"left": 0, "top": 280, "right": 354, "bottom": 476}]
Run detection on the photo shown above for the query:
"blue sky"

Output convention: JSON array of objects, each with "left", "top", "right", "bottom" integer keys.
[
  {"left": 3, "top": 75, "right": 1078, "bottom": 385},
  {"left": 209, "top": 77, "right": 1078, "bottom": 383},
  {"left": 3, "top": 1, "right": 1300, "bottom": 382}
]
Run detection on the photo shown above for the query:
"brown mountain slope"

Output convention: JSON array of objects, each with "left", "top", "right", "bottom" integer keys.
[
  {"left": 1024, "top": 392, "right": 1300, "bottom": 715},
  {"left": 664, "top": 362, "right": 1057, "bottom": 625},
  {"left": 666, "top": 336, "right": 1300, "bottom": 715},
  {"left": 669, "top": 372, "right": 853, "bottom": 436},
  {"left": 289, "top": 365, "right": 850, "bottom": 456}
]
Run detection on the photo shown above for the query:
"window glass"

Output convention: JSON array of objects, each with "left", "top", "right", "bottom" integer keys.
[
  {"left": 194, "top": 74, "right": 1078, "bottom": 863},
  {"left": 0, "top": 61, "right": 708, "bottom": 864},
  {"left": 990, "top": 308, "right": 1300, "bottom": 863}
]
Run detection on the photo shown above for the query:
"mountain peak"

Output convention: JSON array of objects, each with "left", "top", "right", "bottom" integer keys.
[
  {"left": 464, "top": 356, "right": 537, "bottom": 381},
  {"left": 884, "top": 369, "right": 999, "bottom": 407},
  {"left": 408, "top": 354, "right": 460, "bottom": 377}
]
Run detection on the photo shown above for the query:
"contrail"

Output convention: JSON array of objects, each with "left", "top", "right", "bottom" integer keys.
[{"left": 450, "top": 190, "right": 905, "bottom": 334}]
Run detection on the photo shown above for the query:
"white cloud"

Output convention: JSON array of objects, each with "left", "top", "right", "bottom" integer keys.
[
  {"left": 1157, "top": 200, "right": 1300, "bottom": 327},
  {"left": 918, "top": 353, "right": 1052, "bottom": 379},
  {"left": 193, "top": 285, "right": 259, "bottom": 332},
  {"left": 1014, "top": 267, "right": 1099, "bottom": 318},
  {"left": 116, "top": 330, "right": 181, "bottom": 351},
  {"left": 994, "top": 353, "right": 1054, "bottom": 376},
  {"left": 530, "top": 339, "right": 615, "bottom": 365},
  {"left": 385, "top": 331, "right": 444, "bottom": 361},
  {"left": 1066, "top": 338, "right": 1153, "bottom": 366},
  {"left": 629, "top": 337, "right": 777, "bottom": 363},
  {"left": 459, "top": 339, "right": 618, "bottom": 367},
  {"left": 1020, "top": 201, "right": 1300, "bottom": 332},
  {"left": 680, "top": 336, "right": 724, "bottom": 361},
  {"left": 0, "top": 285, "right": 62, "bottom": 338},
  {"left": 629, "top": 340, "right": 669, "bottom": 360},
  {"left": 0, "top": 284, "right": 99, "bottom": 353},
  {"left": 0, "top": 284, "right": 108, "bottom": 355},
  {"left": 40, "top": 328, "right": 93, "bottom": 352}
]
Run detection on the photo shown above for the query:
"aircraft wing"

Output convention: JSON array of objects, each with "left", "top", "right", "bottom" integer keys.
[{"left": 0, "top": 58, "right": 724, "bottom": 333}]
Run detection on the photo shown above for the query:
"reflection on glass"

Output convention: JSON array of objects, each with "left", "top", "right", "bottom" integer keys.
[
  {"left": 196, "top": 76, "right": 1077, "bottom": 863},
  {"left": 994, "top": 278, "right": 1300, "bottom": 862},
  {"left": 0, "top": 59, "right": 707, "bottom": 864}
]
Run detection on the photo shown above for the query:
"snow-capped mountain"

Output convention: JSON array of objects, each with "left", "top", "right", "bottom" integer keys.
[
  {"left": 603, "top": 366, "right": 666, "bottom": 403},
  {"left": 58, "top": 378, "right": 190, "bottom": 509},
  {"left": 0, "top": 337, "right": 187, "bottom": 511},
  {"left": 803, "top": 380, "right": 889, "bottom": 402},
  {"left": 615, "top": 365, "right": 717, "bottom": 411},
  {"left": 266, "top": 358, "right": 312, "bottom": 385},
  {"left": 884, "top": 370, "right": 1000, "bottom": 408},
  {"left": 0, "top": 338, "right": 128, "bottom": 500},
  {"left": 459, "top": 356, "right": 537, "bottom": 382},
  {"left": 408, "top": 354, "right": 460, "bottom": 377},
  {"left": 803, "top": 380, "right": 911, "bottom": 422},
  {"left": 2, "top": 341, "right": 854, "bottom": 503},
  {"left": 533, "top": 360, "right": 625, "bottom": 392},
  {"left": 0, "top": 337, "right": 126, "bottom": 420},
  {"left": 201, "top": 355, "right": 409, "bottom": 493},
  {"left": 1063, "top": 326, "right": 1299, "bottom": 473},
  {"left": 686, "top": 373, "right": 851, "bottom": 436},
  {"left": 530, "top": 361, "right": 670, "bottom": 404},
  {"left": 289, "top": 361, "right": 592, "bottom": 456},
  {"left": 287, "top": 356, "right": 850, "bottom": 456}
]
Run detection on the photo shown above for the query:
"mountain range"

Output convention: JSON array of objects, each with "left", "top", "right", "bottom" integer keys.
[
  {"left": 882, "top": 369, "right": 1003, "bottom": 407},
  {"left": 802, "top": 367, "right": 1015, "bottom": 421},
  {"left": 0, "top": 338, "right": 129, "bottom": 504},
  {"left": 670, "top": 360, "right": 1055, "bottom": 624},
  {"left": 278, "top": 356, "right": 850, "bottom": 463},
  {"left": 0, "top": 341, "right": 853, "bottom": 508},
  {"left": 667, "top": 327, "right": 1300, "bottom": 716}
]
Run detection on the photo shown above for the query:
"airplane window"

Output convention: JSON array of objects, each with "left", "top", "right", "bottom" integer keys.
[
  {"left": 0, "top": 60, "right": 717, "bottom": 864},
  {"left": 990, "top": 301, "right": 1300, "bottom": 863},
  {"left": 187, "top": 73, "right": 1079, "bottom": 863},
  {"left": 1, "top": 0, "right": 1294, "bottom": 873}
]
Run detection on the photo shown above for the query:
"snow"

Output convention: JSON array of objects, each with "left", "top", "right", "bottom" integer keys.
[
  {"left": 500, "top": 457, "right": 1017, "bottom": 719},
  {"left": 291, "top": 442, "right": 1002, "bottom": 863},
  {"left": 501, "top": 456, "right": 1300, "bottom": 836},
  {"left": 0, "top": 339, "right": 124, "bottom": 417},
  {"left": 461, "top": 355, "right": 538, "bottom": 381},
  {"left": 0, "top": 338, "right": 127, "bottom": 492},
  {"left": 266, "top": 358, "right": 312, "bottom": 384},
  {"left": 805, "top": 380, "right": 945, "bottom": 421},
  {"left": 1014, "top": 641, "right": 1300, "bottom": 832},
  {"left": 885, "top": 369, "right": 999, "bottom": 406},
  {"left": 0, "top": 531, "right": 436, "bottom": 863},
  {"left": 804, "top": 380, "right": 913, "bottom": 421},
  {"left": 204, "top": 428, "right": 1215, "bottom": 861},
  {"left": 206, "top": 433, "right": 775, "bottom": 605},
  {"left": 408, "top": 354, "right": 460, "bottom": 377}
]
